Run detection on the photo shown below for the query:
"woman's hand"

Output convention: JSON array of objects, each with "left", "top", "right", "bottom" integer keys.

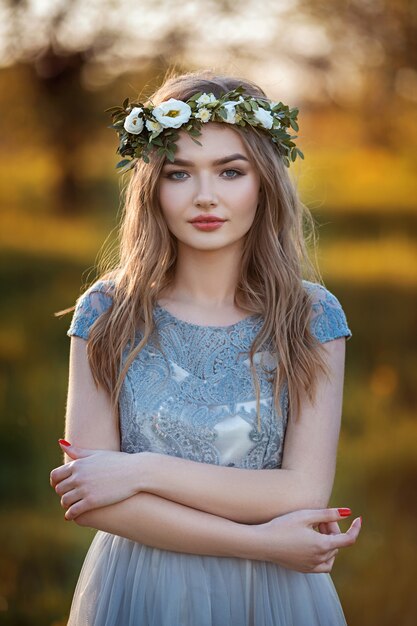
[
  {"left": 255, "top": 508, "right": 362, "bottom": 573},
  {"left": 49, "top": 441, "right": 143, "bottom": 521}
]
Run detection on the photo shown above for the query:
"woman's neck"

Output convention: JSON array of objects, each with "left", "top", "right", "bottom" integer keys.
[
  {"left": 165, "top": 243, "right": 243, "bottom": 307},
  {"left": 156, "top": 242, "right": 255, "bottom": 325}
]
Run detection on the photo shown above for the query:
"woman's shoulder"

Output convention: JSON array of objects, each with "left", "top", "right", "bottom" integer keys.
[
  {"left": 84, "top": 276, "right": 116, "bottom": 296},
  {"left": 66, "top": 277, "right": 116, "bottom": 341},
  {"left": 301, "top": 279, "right": 353, "bottom": 343}
]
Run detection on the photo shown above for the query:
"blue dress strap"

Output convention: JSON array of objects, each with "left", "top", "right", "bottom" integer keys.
[
  {"left": 67, "top": 279, "right": 114, "bottom": 341},
  {"left": 302, "top": 280, "right": 352, "bottom": 343}
]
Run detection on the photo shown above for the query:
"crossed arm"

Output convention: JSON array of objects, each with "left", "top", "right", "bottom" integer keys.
[{"left": 51, "top": 335, "right": 347, "bottom": 556}]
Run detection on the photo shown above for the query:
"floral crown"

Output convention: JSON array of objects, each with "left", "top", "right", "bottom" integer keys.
[{"left": 105, "top": 85, "right": 304, "bottom": 172}]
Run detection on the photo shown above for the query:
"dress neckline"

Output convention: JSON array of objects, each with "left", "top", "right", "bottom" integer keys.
[{"left": 154, "top": 303, "right": 262, "bottom": 331}]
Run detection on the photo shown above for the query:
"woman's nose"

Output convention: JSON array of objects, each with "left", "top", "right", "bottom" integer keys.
[{"left": 193, "top": 176, "right": 218, "bottom": 207}]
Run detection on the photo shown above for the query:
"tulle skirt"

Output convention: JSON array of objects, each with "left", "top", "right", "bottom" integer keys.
[{"left": 67, "top": 531, "right": 348, "bottom": 626}]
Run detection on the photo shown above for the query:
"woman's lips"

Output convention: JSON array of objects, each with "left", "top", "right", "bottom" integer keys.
[
  {"left": 188, "top": 215, "right": 227, "bottom": 231},
  {"left": 190, "top": 221, "right": 225, "bottom": 231}
]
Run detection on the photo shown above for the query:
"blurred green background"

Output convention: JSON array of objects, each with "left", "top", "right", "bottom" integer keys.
[{"left": 0, "top": 1, "right": 416, "bottom": 624}]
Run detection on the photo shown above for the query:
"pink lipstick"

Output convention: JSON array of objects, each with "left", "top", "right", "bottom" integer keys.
[{"left": 189, "top": 214, "right": 226, "bottom": 231}]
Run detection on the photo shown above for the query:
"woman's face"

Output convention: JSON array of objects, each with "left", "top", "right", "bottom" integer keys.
[{"left": 158, "top": 122, "right": 261, "bottom": 253}]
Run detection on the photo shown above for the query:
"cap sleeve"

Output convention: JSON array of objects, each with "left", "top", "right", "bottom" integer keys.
[
  {"left": 303, "top": 280, "right": 352, "bottom": 344},
  {"left": 67, "top": 279, "right": 114, "bottom": 341}
]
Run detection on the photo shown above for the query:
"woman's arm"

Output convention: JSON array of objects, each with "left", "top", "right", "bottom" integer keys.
[
  {"left": 134, "top": 338, "right": 347, "bottom": 524},
  {"left": 75, "top": 489, "right": 259, "bottom": 559},
  {"left": 74, "top": 491, "right": 360, "bottom": 574}
]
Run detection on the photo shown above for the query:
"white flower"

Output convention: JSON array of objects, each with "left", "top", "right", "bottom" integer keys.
[
  {"left": 145, "top": 118, "right": 163, "bottom": 136},
  {"left": 196, "top": 93, "right": 218, "bottom": 107},
  {"left": 221, "top": 101, "right": 238, "bottom": 123},
  {"left": 152, "top": 98, "right": 192, "bottom": 129},
  {"left": 123, "top": 107, "right": 144, "bottom": 134},
  {"left": 253, "top": 107, "right": 274, "bottom": 129},
  {"left": 195, "top": 107, "right": 212, "bottom": 123},
  {"left": 220, "top": 96, "right": 244, "bottom": 124}
]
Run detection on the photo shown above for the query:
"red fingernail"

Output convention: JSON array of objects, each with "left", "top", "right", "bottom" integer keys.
[
  {"left": 359, "top": 516, "right": 362, "bottom": 524},
  {"left": 58, "top": 439, "right": 71, "bottom": 446},
  {"left": 338, "top": 508, "right": 352, "bottom": 517}
]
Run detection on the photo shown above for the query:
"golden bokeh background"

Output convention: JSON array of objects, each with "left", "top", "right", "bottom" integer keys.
[{"left": 0, "top": 1, "right": 416, "bottom": 624}]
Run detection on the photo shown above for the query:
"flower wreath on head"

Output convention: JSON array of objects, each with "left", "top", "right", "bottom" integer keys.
[{"left": 105, "top": 85, "right": 304, "bottom": 172}]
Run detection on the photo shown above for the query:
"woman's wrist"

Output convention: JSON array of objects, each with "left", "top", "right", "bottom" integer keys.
[
  {"left": 132, "top": 450, "right": 157, "bottom": 493},
  {"left": 232, "top": 523, "right": 270, "bottom": 561},
  {"left": 134, "top": 450, "right": 171, "bottom": 495},
  {"left": 132, "top": 450, "right": 167, "bottom": 495},
  {"left": 246, "top": 522, "right": 275, "bottom": 563}
]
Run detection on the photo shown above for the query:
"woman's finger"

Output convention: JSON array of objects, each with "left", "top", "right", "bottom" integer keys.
[
  {"left": 312, "top": 552, "right": 337, "bottom": 574},
  {"left": 317, "top": 521, "right": 341, "bottom": 535},
  {"left": 65, "top": 498, "right": 91, "bottom": 521},
  {"left": 60, "top": 489, "right": 82, "bottom": 510},
  {"left": 304, "top": 508, "right": 353, "bottom": 526},
  {"left": 324, "top": 521, "right": 342, "bottom": 535},
  {"left": 54, "top": 476, "right": 75, "bottom": 496},
  {"left": 326, "top": 548, "right": 339, "bottom": 560},
  {"left": 327, "top": 517, "right": 362, "bottom": 549},
  {"left": 318, "top": 522, "right": 331, "bottom": 535},
  {"left": 50, "top": 464, "right": 72, "bottom": 488}
]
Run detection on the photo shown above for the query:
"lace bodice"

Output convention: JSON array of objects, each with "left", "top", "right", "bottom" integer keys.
[{"left": 66, "top": 279, "right": 352, "bottom": 469}]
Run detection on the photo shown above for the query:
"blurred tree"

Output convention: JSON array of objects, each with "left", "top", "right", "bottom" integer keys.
[
  {"left": 296, "top": 0, "right": 417, "bottom": 146},
  {"left": 2, "top": 0, "right": 97, "bottom": 214},
  {"left": 33, "top": 46, "right": 96, "bottom": 215},
  {"left": 0, "top": 0, "right": 194, "bottom": 214}
]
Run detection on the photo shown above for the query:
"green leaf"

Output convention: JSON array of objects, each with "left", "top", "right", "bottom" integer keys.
[
  {"left": 123, "top": 97, "right": 130, "bottom": 109},
  {"left": 116, "top": 158, "right": 133, "bottom": 168},
  {"left": 289, "top": 119, "right": 299, "bottom": 131},
  {"left": 104, "top": 106, "right": 124, "bottom": 114},
  {"left": 187, "top": 91, "right": 204, "bottom": 102}
]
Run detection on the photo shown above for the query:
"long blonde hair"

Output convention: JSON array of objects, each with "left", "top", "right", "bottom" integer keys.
[{"left": 58, "top": 68, "right": 330, "bottom": 431}]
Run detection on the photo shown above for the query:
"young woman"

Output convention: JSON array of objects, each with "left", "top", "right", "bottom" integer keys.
[{"left": 50, "top": 69, "right": 361, "bottom": 625}]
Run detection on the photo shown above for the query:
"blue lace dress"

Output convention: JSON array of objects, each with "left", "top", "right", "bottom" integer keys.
[{"left": 65, "top": 278, "right": 352, "bottom": 626}]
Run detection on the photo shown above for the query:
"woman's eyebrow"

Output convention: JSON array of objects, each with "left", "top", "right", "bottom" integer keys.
[{"left": 164, "top": 153, "right": 250, "bottom": 167}]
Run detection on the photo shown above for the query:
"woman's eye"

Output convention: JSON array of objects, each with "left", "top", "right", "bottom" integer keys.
[
  {"left": 222, "top": 169, "right": 242, "bottom": 178},
  {"left": 167, "top": 171, "right": 188, "bottom": 180}
]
